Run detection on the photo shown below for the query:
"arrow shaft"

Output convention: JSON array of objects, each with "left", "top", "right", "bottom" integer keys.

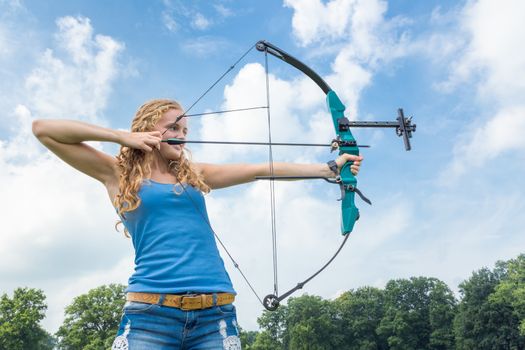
[{"left": 162, "top": 139, "right": 369, "bottom": 148}]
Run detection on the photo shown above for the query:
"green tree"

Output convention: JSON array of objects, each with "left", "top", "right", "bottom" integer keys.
[
  {"left": 428, "top": 280, "right": 457, "bottom": 349},
  {"left": 377, "top": 277, "right": 456, "bottom": 350},
  {"left": 333, "top": 286, "right": 387, "bottom": 350},
  {"left": 491, "top": 254, "right": 525, "bottom": 336},
  {"left": 285, "top": 295, "right": 339, "bottom": 349},
  {"left": 238, "top": 325, "right": 258, "bottom": 349},
  {"left": 253, "top": 295, "right": 339, "bottom": 349},
  {"left": 453, "top": 266, "right": 523, "bottom": 350},
  {"left": 252, "top": 304, "right": 287, "bottom": 350},
  {"left": 0, "top": 287, "right": 54, "bottom": 350},
  {"left": 56, "top": 284, "right": 126, "bottom": 350}
]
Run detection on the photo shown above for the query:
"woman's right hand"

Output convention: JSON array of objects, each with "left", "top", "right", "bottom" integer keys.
[{"left": 120, "top": 131, "right": 162, "bottom": 152}]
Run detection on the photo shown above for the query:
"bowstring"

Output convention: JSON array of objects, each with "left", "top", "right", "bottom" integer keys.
[{"left": 263, "top": 50, "right": 279, "bottom": 298}]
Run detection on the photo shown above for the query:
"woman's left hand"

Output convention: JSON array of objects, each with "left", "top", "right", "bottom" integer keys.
[{"left": 335, "top": 153, "right": 363, "bottom": 176}]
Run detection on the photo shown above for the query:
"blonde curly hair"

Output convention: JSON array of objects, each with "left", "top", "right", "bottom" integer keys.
[{"left": 114, "top": 99, "right": 210, "bottom": 236}]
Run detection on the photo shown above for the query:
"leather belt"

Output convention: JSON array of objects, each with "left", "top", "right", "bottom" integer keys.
[{"left": 126, "top": 292, "right": 235, "bottom": 311}]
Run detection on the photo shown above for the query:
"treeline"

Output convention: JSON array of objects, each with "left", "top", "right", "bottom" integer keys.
[
  {"left": 244, "top": 253, "right": 525, "bottom": 349},
  {"left": 0, "top": 285, "right": 126, "bottom": 350},
  {"left": 0, "top": 254, "right": 523, "bottom": 349}
]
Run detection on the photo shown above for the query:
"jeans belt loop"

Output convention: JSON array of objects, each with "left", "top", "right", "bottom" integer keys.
[
  {"left": 212, "top": 293, "right": 218, "bottom": 306},
  {"left": 157, "top": 293, "right": 166, "bottom": 306}
]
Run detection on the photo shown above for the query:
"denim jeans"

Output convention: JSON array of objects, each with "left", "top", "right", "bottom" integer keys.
[{"left": 111, "top": 299, "right": 241, "bottom": 349}]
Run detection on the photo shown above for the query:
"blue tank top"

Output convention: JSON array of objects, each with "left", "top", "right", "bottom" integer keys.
[{"left": 121, "top": 180, "right": 235, "bottom": 294}]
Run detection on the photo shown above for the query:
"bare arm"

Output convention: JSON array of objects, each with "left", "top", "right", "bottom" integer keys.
[
  {"left": 196, "top": 154, "right": 363, "bottom": 189},
  {"left": 32, "top": 119, "right": 161, "bottom": 187}
]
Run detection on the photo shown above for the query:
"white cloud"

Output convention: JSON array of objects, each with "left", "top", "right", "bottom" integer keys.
[
  {"left": 440, "top": 0, "right": 525, "bottom": 179},
  {"left": 23, "top": 16, "right": 123, "bottom": 122},
  {"left": 460, "top": 0, "right": 525, "bottom": 103},
  {"left": 1, "top": 105, "right": 41, "bottom": 163},
  {"left": 0, "top": 0, "right": 24, "bottom": 14},
  {"left": 284, "top": 0, "right": 410, "bottom": 119},
  {"left": 446, "top": 106, "right": 525, "bottom": 178},
  {"left": 162, "top": 11, "right": 178, "bottom": 33},
  {"left": 192, "top": 61, "right": 330, "bottom": 164},
  {"left": 214, "top": 4, "right": 234, "bottom": 18},
  {"left": 180, "top": 36, "right": 231, "bottom": 57},
  {"left": 43, "top": 256, "right": 134, "bottom": 332},
  {"left": 0, "top": 23, "right": 10, "bottom": 57},
  {"left": 284, "top": 0, "right": 406, "bottom": 64},
  {"left": 284, "top": 0, "right": 354, "bottom": 46},
  {"left": 440, "top": 0, "right": 525, "bottom": 102},
  {"left": 191, "top": 12, "right": 211, "bottom": 30},
  {"left": 161, "top": 1, "right": 216, "bottom": 33},
  {"left": 327, "top": 51, "right": 371, "bottom": 118}
]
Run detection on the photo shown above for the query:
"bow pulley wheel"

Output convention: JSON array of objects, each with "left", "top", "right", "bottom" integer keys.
[{"left": 263, "top": 294, "right": 280, "bottom": 311}]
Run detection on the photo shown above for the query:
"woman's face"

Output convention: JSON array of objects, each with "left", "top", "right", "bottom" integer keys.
[{"left": 154, "top": 108, "right": 188, "bottom": 160}]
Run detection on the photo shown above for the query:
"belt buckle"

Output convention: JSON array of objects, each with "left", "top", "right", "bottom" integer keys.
[{"left": 180, "top": 294, "right": 202, "bottom": 311}]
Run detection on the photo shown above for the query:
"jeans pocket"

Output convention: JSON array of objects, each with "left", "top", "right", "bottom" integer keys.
[
  {"left": 217, "top": 303, "right": 236, "bottom": 315},
  {"left": 123, "top": 301, "right": 157, "bottom": 314}
]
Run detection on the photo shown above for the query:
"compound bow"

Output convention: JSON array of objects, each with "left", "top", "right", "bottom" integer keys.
[{"left": 163, "top": 40, "right": 416, "bottom": 311}]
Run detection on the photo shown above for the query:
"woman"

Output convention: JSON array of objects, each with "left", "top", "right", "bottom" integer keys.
[{"left": 32, "top": 99, "right": 363, "bottom": 349}]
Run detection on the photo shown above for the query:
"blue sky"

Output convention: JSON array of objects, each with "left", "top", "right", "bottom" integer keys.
[{"left": 1, "top": 0, "right": 524, "bottom": 333}]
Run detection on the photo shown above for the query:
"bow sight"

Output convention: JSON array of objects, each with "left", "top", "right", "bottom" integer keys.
[{"left": 339, "top": 108, "right": 416, "bottom": 151}]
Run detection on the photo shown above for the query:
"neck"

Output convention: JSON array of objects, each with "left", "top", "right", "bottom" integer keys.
[{"left": 150, "top": 151, "right": 180, "bottom": 180}]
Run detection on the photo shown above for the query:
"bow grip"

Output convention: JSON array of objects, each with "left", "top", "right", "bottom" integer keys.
[{"left": 340, "top": 163, "right": 359, "bottom": 235}]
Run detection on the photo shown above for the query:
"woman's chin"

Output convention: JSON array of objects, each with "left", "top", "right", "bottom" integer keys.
[
  {"left": 166, "top": 151, "right": 183, "bottom": 161},
  {"left": 157, "top": 147, "right": 183, "bottom": 161}
]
